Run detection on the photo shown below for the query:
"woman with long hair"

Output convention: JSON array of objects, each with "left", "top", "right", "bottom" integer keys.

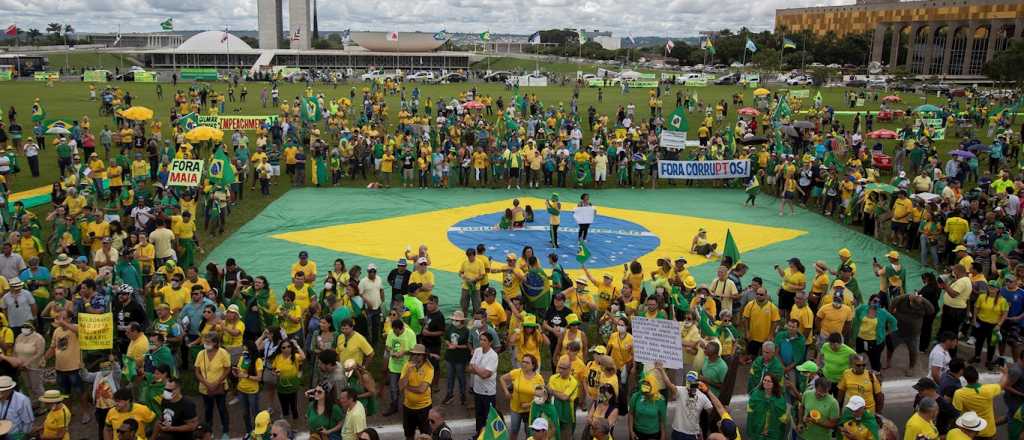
[
  {"left": 311, "top": 318, "right": 336, "bottom": 385},
  {"left": 269, "top": 338, "right": 305, "bottom": 420},
  {"left": 918, "top": 272, "right": 941, "bottom": 352},
  {"left": 747, "top": 374, "right": 788, "bottom": 440},
  {"left": 499, "top": 354, "right": 545, "bottom": 440},
  {"left": 585, "top": 383, "right": 620, "bottom": 438},
  {"left": 973, "top": 281, "right": 1008, "bottom": 368},
  {"left": 306, "top": 382, "right": 344, "bottom": 440},
  {"left": 851, "top": 293, "right": 897, "bottom": 371}
]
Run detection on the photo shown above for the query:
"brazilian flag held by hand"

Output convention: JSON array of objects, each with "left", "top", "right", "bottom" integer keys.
[
  {"left": 208, "top": 146, "right": 235, "bottom": 186},
  {"left": 478, "top": 405, "right": 508, "bottom": 440},
  {"left": 722, "top": 229, "right": 740, "bottom": 265},
  {"left": 576, "top": 242, "right": 591, "bottom": 263}
]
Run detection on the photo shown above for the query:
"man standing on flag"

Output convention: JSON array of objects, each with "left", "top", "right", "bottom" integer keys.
[{"left": 545, "top": 194, "right": 561, "bottom": 248}]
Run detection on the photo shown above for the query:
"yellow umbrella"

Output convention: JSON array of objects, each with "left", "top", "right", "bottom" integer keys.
[
  {"left": 753, "top": 88, "right": 771, "bottom": 97},
  {"left": 184, "top": 126, "right": 224, "bottom": 142},
  {"left": 117, "top": 106, "right": 155, "bottom": 121}
]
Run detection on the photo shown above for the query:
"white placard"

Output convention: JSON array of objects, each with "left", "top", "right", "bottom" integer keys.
[
  {"left": 660, "top": 130, "right": 688, "bottom": 150},
  {"left": 631, "top": 317, "right": 684, "bottom": 369},
  {"left": 572, "top": 206, "right": 595, "bottom": 225}
]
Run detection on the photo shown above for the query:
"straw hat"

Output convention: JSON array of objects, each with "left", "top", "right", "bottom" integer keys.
[
  {"left": 955, "top": 411, "right": 987, "bottom": 432},
  {"left": 451, "top": 311, "right": 466, "bottom": 321},
  {"left": 409, "top": 344, "right": 428, "bottom": 355},
  {"left": 39, "top": 390, "right": 66, "bottom": 403},
  {"left": 0, "top": 420, "right": 12, "bottom": 436},
  {"left": 53, "top": 254, "right": 73, "bottom": 266},
  {"left": 0, "top": 376, "right": 16, "bottom": 391}
]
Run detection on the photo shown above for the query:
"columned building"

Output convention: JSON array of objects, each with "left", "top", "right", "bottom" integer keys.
[{"left": 776, "top": 0, "right": 1024, "bottom": 77}]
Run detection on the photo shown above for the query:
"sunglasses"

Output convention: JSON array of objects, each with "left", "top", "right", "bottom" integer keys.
[{"left": 854, "top": 363, "right": 866, "bottom": 367}]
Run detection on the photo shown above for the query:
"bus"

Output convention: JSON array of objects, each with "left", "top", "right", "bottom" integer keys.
[{"left": 0, "top": 54, "right": 48, "bottom": 77}]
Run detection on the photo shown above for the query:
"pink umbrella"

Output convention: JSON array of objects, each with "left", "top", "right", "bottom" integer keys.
[
  {"left": 867, "top": 129, "right": 899, "bottom": 139},
  {"left": 882, "top": 95, "right": 901, "bottom": 102},
  {"left": 737, "top": 107, "right": 760, "bottom": 116},
  {"left": 463, "top": 100, "right": 485, "bottom": 110}
]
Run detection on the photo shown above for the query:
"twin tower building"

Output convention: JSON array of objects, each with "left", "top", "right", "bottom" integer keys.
[{"left": 257, "top": 0, "right": 311, "bottom": 50}]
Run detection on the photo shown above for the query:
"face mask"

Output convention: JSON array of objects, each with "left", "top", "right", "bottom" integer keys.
[
  {"left": 617, "top": 325, "right": 626, "bottom": 334},
  {"left": 472, "top": 320, "right": 482, "bottom": 329},
  {"left": 162, "top": 390, "right": 174, "bottom": 400},
  {"left": 870, "top": 302, "right": 879, "bottom": 308},
  {"left": 610, "top": 304, "right": 619, "bottom": 312},
  {"left": 203, "top": 343, "right": 214, "bottom": 350},
  {"left": 20, "top": 328, "right": 31, "bottom": 336},
  {"left": 683, "top": 321, "right": 694, "bottom": 328},
  {"left": 833, "top": 301, "right": 842, "bottom": 308},
  {"left": 533, "top": 396, "right": 546, "bottom": 405},
  {"left": 453, "top": 320, "right": 464, "bottom": 328},
  {"left": 325, "top": 282, "right": 334, "bottom": 290}
]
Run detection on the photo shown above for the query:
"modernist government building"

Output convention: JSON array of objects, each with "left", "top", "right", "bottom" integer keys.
[{"left": 776, "top": 0, "right": 1024, "bottom": 77}]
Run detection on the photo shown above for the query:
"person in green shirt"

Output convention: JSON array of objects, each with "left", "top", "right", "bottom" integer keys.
[
  {"left": 994, "top": 223, "right": 1018, "bottom": 256},
  {"left": 748, "top": 341, "right": 786, "bottom": 392},
  {"left": 700, "top": 341, "right": 728, "bottom": 397},
  {"left": 383, "top": 319, "right": 416, "bottom": 416},
  {"left": 799, "top": 378, "right": 840, "bottom": 440},
  {"left": 819, "top": 332, "right": 858, "bottom": 383},
  {"left": 145, "top": 333, "right": 178, "bottom": 377},
  {"left": 138, "top": 363, "right": 172, "bottom": 415},
  {"left": 837, "top": 396, "right": 880, "bottom": 440},
  {"left": 306, "top": 382, "right": 344, "bottom": 437},
  {"left": 528, "top": 386, "right": 560, "bottom": 436},
  {"left": 627, "top": 370, "right": 668, "bottom": 439},
  {"left": 747, "top": 373, "right": 788, "bottom": 440}
]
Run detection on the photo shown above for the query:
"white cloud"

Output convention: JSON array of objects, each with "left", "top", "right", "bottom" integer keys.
[{"left": 3, "top": 0, "right": 851, "bottom": 36}]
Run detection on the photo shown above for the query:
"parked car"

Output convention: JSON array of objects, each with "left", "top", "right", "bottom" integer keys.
[
  {"left": 845, "top": 79, "right": 867, "bottom": 88},
  {"left": 360, "top": 69, "right": 398, "bottom": 81},
  {"left": 714, "top": 72, "right": 740, "bottom": 85},
  {"left": 786, "top": 75, "right": 813, "bottom": 85},
  {"left": 482, "top": 71, "right": 513, "bottom": 82},
  {"left": 404, "top": 71, "right": 435, "bottom": 82},
  {"left": 866, "top": 78, "right": 888, "bottom": 89},
  {"left": 891, "top": 82, "right": 917, "bottom": 92},
  {"left": 923, "top": 83, "right": 951, "bottom": 93},
  {"left": 432, "top": 72, "right": 467, "bottom": 83}
]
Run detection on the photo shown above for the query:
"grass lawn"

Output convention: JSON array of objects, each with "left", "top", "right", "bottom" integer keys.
[{"left": 475, "top": 56, "right": 685, "bottom": 76}]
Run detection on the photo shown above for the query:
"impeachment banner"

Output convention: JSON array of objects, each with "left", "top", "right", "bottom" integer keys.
[
  {"left": 791, "top": 90, "right": 810, "bottom": 99},
  {"left": 79, "top": 312, "right": 113, "bottom": 350},
  {"left": 33, "top": 71, "right": 59, "bottom": 81},
  {"left": 197, "top": 115, "right": 279, "bottom": 130},
  {"left": 0, "top": 71, "right": 11, "bottom": 81},
  {"left": 685, "top": 79, "right": 708, "bottom": 87},
  {"left": 168, "top": 159, "right": 204, "bottom": 186},
  {"left": 134, "top": 71, "right": 157, "bottom": 82},
  {"left": 657, "top": 159, "right": 751, "bottom": 180},
  {"left": 625, "top": 80, "right": 659, "bottom": 88},
  {"left": 83, "top": 70, "right": 108, "bottom": 82},
  {"left": 631, "top": 317, "right": 684, "bottom": 369}
]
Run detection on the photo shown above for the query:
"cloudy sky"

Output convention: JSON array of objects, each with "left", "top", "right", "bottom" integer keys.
[{"left": 1, "top": 0, "right": 850, "bottom": 36}]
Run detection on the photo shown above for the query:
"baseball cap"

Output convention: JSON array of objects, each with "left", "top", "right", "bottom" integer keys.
[
  {"left": 416, "top": 257, "right": 428, "bottom": 265},
  {"left": 253, "top": 410, "right": 271, "bottom": 435},
  {"left": 397, "top": 258, "right": 408, "bottom": 266},
  {"left": 530, "top": 418, "right": 549, "bottom": 431},
  {"left": 846, "top": 395, "right": 866, "bottom": 411},
  {"left": 912, "top": 377, "right": 937, "bottom": 391},
  {"left": 367, "top": 264, "right": 377, "bottom": 271}
]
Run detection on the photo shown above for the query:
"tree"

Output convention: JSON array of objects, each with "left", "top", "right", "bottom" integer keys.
[
  {"left": 27, "top": 28, "right": 41, "bottom": 44},
  {"left": 752, "top": 48, "right": 781, "bottom": 71},
  {"left": 45, "top": 23, "right": 61, "bottom": 36},
  {"left": 985, "top": 40, "right": 1024, "bottom": 88},
  {"left": 63, "top": 24, "right": 74, "bottom": 35}
]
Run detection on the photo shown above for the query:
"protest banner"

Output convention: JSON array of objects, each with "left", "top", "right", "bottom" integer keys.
[
  {"left": 791, "top": 90, "right": 810, "bottom": 99},
  {"left": 33, "top": 71, "right": 59, "bottom": 81},
  {"left": 922, "top": 118, "right": 943, "bottom": 129},
  {"left": 0, "top": 71, "right": 11, "bottom": 81},
  {"left": 625, "top": 80, "right": 659, "bottom": 88},
  {"left": 180, "top": 68, "right": 219, "bottom": 81},
  {"left": 856, "top": 98, "right": 866, "bottom": 107},
  {"left": 932, "top": 127, "right": 946, "bottom": 140},
  {"left": 196, "top": 115, "right": 279, "bottom": 130},
  {"left": 685, "top": 79, "right": 708, "bottom": 87},
  {"left": 657, "top": 160, "right": 751, "bottom": 180},
  {"left": 134, "top": 71, "right": 157, "bottom": 82},
  {"left": 168, "top": 159, "right": 205, "bottom": 187},
  {"left": 83, "top": 70, "right": 108, "bottom": 82},
  {"left": 79, "top": 312, "right": 114, "bottom": 350},
  {"left": 631, "top": 317, "right": 684, "bottom": 369}
]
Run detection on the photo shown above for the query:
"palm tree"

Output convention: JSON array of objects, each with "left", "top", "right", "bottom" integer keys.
[
  {"left": 63, "top": 24, "right": 74, "bottom": 34},
  {"left": 45, "top": 23, "right": 61, "bottom": 36},
  {"left": 27, "top": 29, "right": 41, "bottom": 44}
]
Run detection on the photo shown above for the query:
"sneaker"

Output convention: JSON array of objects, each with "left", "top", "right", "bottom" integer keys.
[
  {"left": 443, "top": 394, "right": 455, "bottom": 405},
  {"left": 221, "top": 434, "right": 230, "bottom": 440},
  {"left": 228, "top": 397, "right": 240, "bottom": 405}
]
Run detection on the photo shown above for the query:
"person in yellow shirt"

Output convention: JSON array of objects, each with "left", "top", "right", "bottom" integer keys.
[
  {"left": 380, "top": 150, "right": 395, "bottom": 186},
  {"left": 951, "top": 367, "right": 1003, "bottom": 439},
  {"left": 741, "top": 289, "right": 780, "bottom": 358},
  {"left": 458, "top": 248, "right": 487, "bottom": 314},
  {"left": 105, "top": 388, "right": 157, "bottom": 440},
  {"left": 291, "top": 251, "right": 317, "bottom": 283},
  {"left": 336, "top": 319, "right": 374, "bottom": 365},
  {"left": 973, "top": 282, "right": 1008, "bottom": 365},
  {"left": 480, "top": 288, "right": 508, "bottom": 329},
  {"left": 193, "top": 332, "right": 231, "bottom": 436},
  {"left": 837, "top": 354, "right": 882, "bottom": 412},
  {"left": 399, "top": 344, "right": 434, "bottom": 436},
  {"left": 408, "top": 257, "right": 435, "bottom": 304},
  {"left": 903, "top": 397, "right": 939, "bottom": 440},
  {"left": 170, "top": 212, "right": 198, "bottom": 269},
  {"left": 776, "top": 258, "right": 807, "bottom": 319},
  {"left": 816, "top": 293, "right": 854, "bottom": 342}
]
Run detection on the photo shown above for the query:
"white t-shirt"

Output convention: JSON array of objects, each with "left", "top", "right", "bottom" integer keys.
[
  {"left": 671, "top": 387, "right": 712, "bottom": 435},
  {"left": 1007, "top": 195, "right": 1020, "bottom": 216},
  {"left": 469, "top": 347, "right": 498, "bottom": 396},
  {"left": 358, "top": 276, "right": 384, "bottom": 310},
  {"left": 929, "top": 345, "right": 950, "bottom": 377}
]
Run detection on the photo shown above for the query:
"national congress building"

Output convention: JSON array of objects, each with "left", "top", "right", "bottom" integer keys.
[{"left": 776, "top": 0, "right": 1024, "bottom": 77}]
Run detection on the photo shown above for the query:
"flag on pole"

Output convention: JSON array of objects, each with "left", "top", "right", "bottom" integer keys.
[
  {"left": 301, "top": 97, "right": 322, "bottom": 123},
  {"left": 433, "top": 30, "right": 448, "bottom": 41},
  {"left": 814, "top": 90, "right": 823, "bottom": 103},
  {"left": 775, "top": 97, "right": 793, "bottom": 121},
  {"left": 220, "top": 28, "right": 229, "bottom": 43},
  {"left": 528, "top": 32, "right": 541, "bottom": 44},
  {"left": 208, "top": 146, "right": 235, "bottom": 187},
  {"left": 387, "top": 31, "right": 398, "bottom": 41},
  {"left": 577, "top": 29, "right": 586, "bottom": 44},
  {"left": 722, "top": 229, "right": 740, "bottom": 264},
  {"left": 576, "top": 243, "right": 592, "bottom": 264},
  {"left": 667, "top": 106, "right": 688, "bottom": 133},
  {"left": 160, "top": 18, "right": 173, "bottom": 31},
  {"left": 745, "top": 37, "right": 757, "bottom": 53},
  {"left": 665, "top": 40, "right": 675, "bottom": 54},
  {"left": 4, "top": 25, "right": 15, "bottom": 37},
  {"left": 783, "top": 37, "right": 797, "bottom": 49},
  {"left": 701, "top": 37, "right": 716, "bottom": 55},
  {"left": 113, "top": 32, "right": 122, "bottom": 46},
  {"left": 627, "top": 33, "right": 636, "bottom": 44},
  {"left": 31, "top": 101, "right": 45, "bottom": 122},
  {"left": 477, "top": 405, "right": 508, "bottom": 440},
  {"left": 480, "top": 31, "right": 491, "bottom": 41},
  {"left": 177, "top": 112, "right": 199, "bottom": 130}
]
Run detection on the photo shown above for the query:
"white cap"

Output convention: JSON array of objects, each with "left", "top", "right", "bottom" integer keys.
[
  {"left": 367, "top": 263, "right": 377, "bottom": 271},
  {"left": 530, "top": 418, "right": 549, "bottom": 431},
  {"left": 416, "top": 257, "right": 428, "bottom": 265},
  {"left": 846, "top": 395, "right": 866, "bottom": 411}
]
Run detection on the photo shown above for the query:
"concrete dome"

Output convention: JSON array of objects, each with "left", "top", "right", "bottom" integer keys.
[
  {"left": 177, "top": 31, "right": 253, "bottom": 51},
  {"left": 350, "top": 31, "right": 446, "bottom": 52}
]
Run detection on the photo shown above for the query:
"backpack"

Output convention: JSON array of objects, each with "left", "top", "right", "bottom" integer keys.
[{"left": 551, "top": 265, "right": 573, "bottom": 292}]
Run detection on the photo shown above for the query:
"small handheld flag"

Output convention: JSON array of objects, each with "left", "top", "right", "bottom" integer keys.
[
  {"left": 667, "top": 106, "right": 688, "bottom": 132},
  {"left": 209, "top": 146, "right": 236, "bottom": 187},
  {"left": 576, "top": 242, "right": 591, "bottom": 264},
  {"left": 301, "top": 97, "right": 322, "bottom": 123},
  {"left": 478, "top": 405, "right": 508, "bottom": 440},
  {"left": 528, "top": 32, "right": 541, "bottom": 44},
  {"left": 160, "top": 18, "right": 173, "bottom": 31},
  {"left": 783, "top": 37, "right": 797, "bottom": 50},
  {"left": 722, "top": 229, "right": 740, "bottom": 264}
]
